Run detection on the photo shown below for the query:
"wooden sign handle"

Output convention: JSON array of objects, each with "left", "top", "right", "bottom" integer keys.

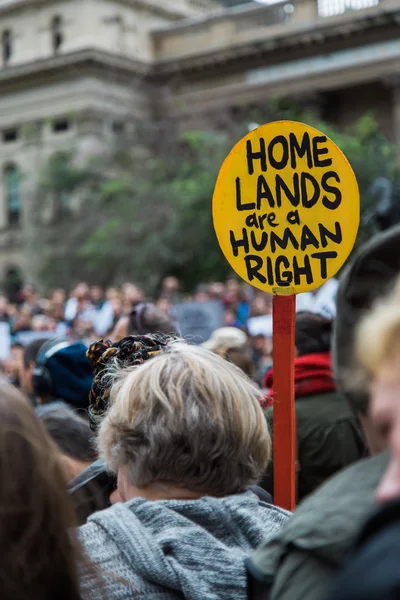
[{"left": 272, "top": 294, "right": 296, "bottom": 511}]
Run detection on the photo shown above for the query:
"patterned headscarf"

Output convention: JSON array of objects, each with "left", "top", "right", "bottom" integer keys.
[{"left": 87, "top": 334, "right": 169, "bottom": 429}]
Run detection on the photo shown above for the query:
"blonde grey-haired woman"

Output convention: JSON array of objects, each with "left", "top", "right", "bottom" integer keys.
[{"left": 80, "top": 338, "right": 289, "bottom": 600}]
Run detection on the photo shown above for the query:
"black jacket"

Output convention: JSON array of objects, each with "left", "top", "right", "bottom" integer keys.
[{"left": 327, "top": 497, "right": 400, "bottom": 600}]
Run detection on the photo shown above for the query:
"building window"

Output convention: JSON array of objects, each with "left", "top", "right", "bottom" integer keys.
[
  {"left": 318, "top": 0, "right": 379, "bottom": 17},
  {"left": 52, "top": 118, "right": 70, "bottom": 133},
  {"left": 52, "top": 15, "right": 63, "bottom": 53},
  {"left": 2, "top": 128, "right": 18, "bottom": 143},
  {"left": 2, "top": 30, "right": 12, "bottom": 66},
  {"left": 112, "top": 121, "right": 125, "bottom": 134},
  {"left": 4, "top": 266, "right": 22, "bottom": 303},
  {"left": 4, "top": 164, "right": 21, "bottom": 226},
  {"left": 51, "top": 153, "right": 73, "bottom": 219}
]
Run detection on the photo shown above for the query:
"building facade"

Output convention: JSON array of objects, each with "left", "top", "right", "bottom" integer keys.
[{"left": 0, "top": 0, "right": 398, "bottom": 283}]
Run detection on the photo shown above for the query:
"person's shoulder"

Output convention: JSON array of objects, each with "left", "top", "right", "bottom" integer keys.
[
  {"left": 296, "top": 390, "right": 350, "bottom": 417},
  {"left": 79, "top": 518, "right": 112, "bottom": 556},
  {"left": 250, "top": 453, "right": 388, "bottom": 574},
  {"left": 257, "top": 500, "right": 291, "bottom": 523},
  {"left": 313, "top": 451, "right": 389, "bottom": 498},
  {"left": 328, "top": 499, "right": 400, "bottom": 600}
]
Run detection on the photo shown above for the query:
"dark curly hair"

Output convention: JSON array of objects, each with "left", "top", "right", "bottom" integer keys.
[{"left": 86, "top": 335, "right": 172, "bottom": 429}]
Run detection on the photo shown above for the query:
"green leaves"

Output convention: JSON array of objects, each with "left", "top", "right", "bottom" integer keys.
[{"left": 30, "top": 110, "right": 398, "bottom": 291}]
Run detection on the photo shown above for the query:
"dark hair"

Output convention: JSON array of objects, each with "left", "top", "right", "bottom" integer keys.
[
  {"left": 23, "top": 338, "right": 50, "bottom": 368},
  {"left": 0, "top": 381, "right": 84, "bottom": 600},
  {"left": 128, "top": 303, "right": 177, "bottom": 336},
  {"left": 87, "top": 334, "right": 171, "bottom": 428},
  {"left": 36, "top": 402, "right": 97, "bottom": 463},
  {"left": 295, "top": 312, "right": 333, "bottom": 357}
]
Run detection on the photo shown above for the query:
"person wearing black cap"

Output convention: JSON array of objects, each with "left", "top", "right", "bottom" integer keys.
[{"left": 246, "top": 224, "right": 400, "bottom": 600}]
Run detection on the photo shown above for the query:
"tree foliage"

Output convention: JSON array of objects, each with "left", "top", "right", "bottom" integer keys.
[{"left": 30, "top": 107, "right": 399, "bottom": 292}]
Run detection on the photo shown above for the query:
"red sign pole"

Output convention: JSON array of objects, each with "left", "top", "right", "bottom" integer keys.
[{"left": 272, "top": 294, "right": 296, "bottom": 511}]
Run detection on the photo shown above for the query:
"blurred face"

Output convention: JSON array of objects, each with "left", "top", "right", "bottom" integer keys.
[
  {"left": 208, "top": 282, "right": 225, "bottom": 299},
  {"left": 51, "top": 289, "right": 66, "bottom": 304},
  {"left": 224, "top": 309, "right": 236, "bottom": 326},
  {"left": 162, "top": 276, "right": 179, "bottom": 294},
  {"left": 90, "top": 286, "right": 103, "bottom": 303},
  {"left": 21, "top": 361, "right": 35, "bottom": 396},
  {"left": 112, "top": 315, "right": 129, "bottom": 342},
  {"left": 7, "top": 304, "right": 18, "bottom": 318},
  {"left": 370, "top": 354, "right": 400, "bottom": 504},
  {"left": 0, "top": 295, "right": 8, "bottom": 312},
  {"left": 123, "top": 284, "right": 144, "bottom": 304},
  {"left": 110, "top": 298, "right": 123, "bottom": 317},
  {"left": 226, "top": 279, "right": 239, "bottom": 293},
  {"left": 106, "top": 287, "right": 120, "bottom": 301},
  {"left": 23, "top": 284, "right": 36, "bottom": 300},
  {"left": 75, "top": 283, "right": 89, "bottom": 300},
  {"left": 194, "top": 291, "right": 210, "bottom": 303}
]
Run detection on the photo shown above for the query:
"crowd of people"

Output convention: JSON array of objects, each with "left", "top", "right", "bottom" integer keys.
[
  {"left": 0, "top": 275, "right": 276, "bottom": 389},
  {"left": 2, "top": 226, "right": 400, "bottom": 599}
]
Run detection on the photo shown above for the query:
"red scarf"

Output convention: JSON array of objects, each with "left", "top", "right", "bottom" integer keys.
[{"left": 261, "top": 352, "right": 335, "bottom": 409}]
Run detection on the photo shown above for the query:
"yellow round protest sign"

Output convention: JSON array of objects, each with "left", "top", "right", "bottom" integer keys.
[{"left": 213, "top": 121, "right": 360, "bottom": 295}]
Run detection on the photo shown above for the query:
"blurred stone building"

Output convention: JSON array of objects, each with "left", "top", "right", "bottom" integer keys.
[{"left": 0, "top": 0, "right": 398, "bottom": 283}]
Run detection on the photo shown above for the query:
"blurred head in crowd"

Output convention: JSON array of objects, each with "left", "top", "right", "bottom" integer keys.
[
  {"left": 207, "top": 282, "right": 225, "bottom": 300},
  {"left": 22, "top": 283, "right": 39, "bottom": 305},
  {"left": 14, "top": 305, "right": 33, "bottom": 331},
  {"left": 90, "top": 285, "right": 104, "bottom": 306},
  {"left": 36, "top": 402, "right": 97, "bottom": 481},
  {"left": 225, "top": 277, "right": 240, "bottom": 294},
  {"left": 0, "top": 381, "right": 83, "bottom": 600},
  {"left": 122, "top": 283, "right": 144, "bottom": 306},
  {"left": 251, "top": 295, "right": 272, "bottom": 317},
  {"left": 224, "top": 308, "right": 239, "bottom": 327},
  {"left": 112, "top": 302, "right": 178, "bottom": 341},
  {"left": 161, "top": 275, "right": 180, "bottom": 298},
  {"left": 2, "top": 343, "right": 24, "bottom": 387},
  {"left": 357, "top": 278, "right": 400, "bottom": 503},
  {"left": 22, "top": 338, "right": 51, "bottom": 397},
  {"left": 202, "top": 327, "right": 255, "bottom": 378},
  {"left": 97, "top": 341, "right": 270, "bottom": 501},
  {"left": 0, "top": 295, "right": 9, "bottom": 317},
  {"left": 194, "top": 284, "right": 210, "bottom": 303},
  {"left": 109, "top": 296, "right": 123, "bottom": 321},
  {"left": 105, "top": 287, "right": 120, "bottom": 301},
  {"left": 50, "top": 288, "right": 66, "bottom": 305},
  {"left": 25, "top": 339, "right": 93, "bottom": 410},
  {"left": 250, "top": 334, "right": 273, "bottom": 387},
  {"left": 31, "top": 314, "right": 56, "bottom": 332},
  {"left": 73, "top": 282, "right": 90, "bottom": 301},
  {"left": 295, "top": 312, "right": 332, "bottom": 357}
]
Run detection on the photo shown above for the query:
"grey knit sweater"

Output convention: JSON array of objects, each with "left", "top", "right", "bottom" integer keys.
[{"left": 79, "top": 493, "right": 289, "bottom": 600}]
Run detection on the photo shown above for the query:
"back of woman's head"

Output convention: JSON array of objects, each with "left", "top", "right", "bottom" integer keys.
[
  {"left": 99, "top": 342, "right": 271, "bottom": 496},
  {"left": 112, "top": 303, "right": 178, "bottom": 341},
  {"left": 0, "top": 382, "right": 82, "bottom": 600},
  {"left": 295, "top": 312, "right": 333, "bottom": 357}
]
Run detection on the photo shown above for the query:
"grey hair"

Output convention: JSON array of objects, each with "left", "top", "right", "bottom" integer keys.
[{"left": 98, "top": 342, "right": 271, "bottom": 496}]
